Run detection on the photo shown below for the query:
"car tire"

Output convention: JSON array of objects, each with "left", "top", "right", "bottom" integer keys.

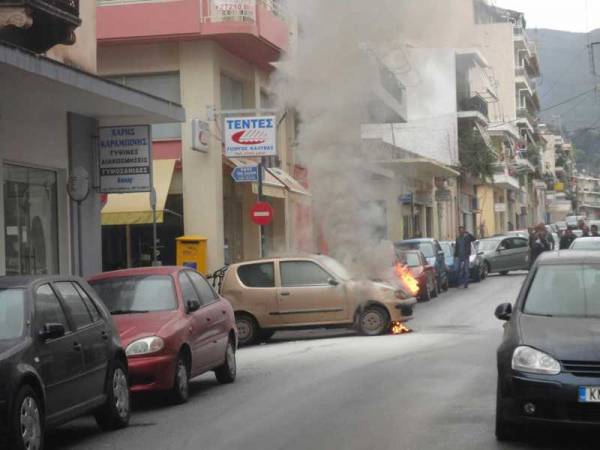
[
  {"left": 215, "top": 340, "right": 237, "bottom": 384},
  {"left": 358, "top": 306, "right": 390, "bottom": 336},
  {"left": 94, "top": 360, "right": 130, "bottom": 431},
  {"left": 235, "top": 313, "right": 260, "bottom": 346},
  {"left": 495, "top": 381, "right": 519, "bottom": 441},
  {"left": 431, "top": 280, "right": 438, "bottom": 298},
  {"left": 473, "top": 267, "right": 481, "bottom": 283},
  {"left": 170, "top": 355, "right": 190, "bottom": 405},
  {"left": 10, "top": 385, "right": 44, "bottom": 450},
  {"left": 481, "top": 264, "right": 488, "bottom": 280},
  {"left": 499, "top": 271, "right": 509, "bottom": 276},
  {"left": 442, "top": 276, "right": 449, "bottom": 292},
  {"left": 419, "top": 283, "right": 431, "bottom": 302},
  {"left": 485, "top": 261, "right": 492, "bottom": 276}
]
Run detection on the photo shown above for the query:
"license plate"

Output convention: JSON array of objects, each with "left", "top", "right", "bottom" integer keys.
[{"left": 579, "top": 387, "right": 600, "bottom": 402}]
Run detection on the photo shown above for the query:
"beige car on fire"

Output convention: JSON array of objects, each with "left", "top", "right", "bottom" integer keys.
[{"left": 220, "top": 255, "right": 417, "bottom": 346}]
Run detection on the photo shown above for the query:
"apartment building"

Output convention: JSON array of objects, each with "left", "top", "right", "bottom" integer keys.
[{"left": 0, "top": 0, "right": 184, "bottom": 276}]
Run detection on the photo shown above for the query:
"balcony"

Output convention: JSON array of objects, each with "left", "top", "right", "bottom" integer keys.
[
  {"left": 515, "top": 66, "right": 537, "bottom": 94},
  {"left": 0, "top": 0, "right": 80, "bottom": 52},
  {"left": 97, "top": 0, "right": 288, "bottom": 65},
  {"left": 513, "top": 25, "right": 536, "bottom": 57},
  {"left": 458, "top": 94, "right": 489, "bottom": 124}
]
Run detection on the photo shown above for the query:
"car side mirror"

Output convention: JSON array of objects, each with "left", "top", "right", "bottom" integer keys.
[
  {"left": 40, "top": 323, "right": 65, "bottom": 340},
  {"left": 186, "top": 299, "right": 201, "bottom": 313},
  {"left": 495, "top": 303, "right": 513, "bottom": 321},
  {"left": 328, "top": 278, "right": 339, "bottom": 287}
]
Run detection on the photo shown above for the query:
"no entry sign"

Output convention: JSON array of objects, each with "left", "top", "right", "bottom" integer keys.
[{"left": 251, "top": 201, "right": 274, "bottom": 226}]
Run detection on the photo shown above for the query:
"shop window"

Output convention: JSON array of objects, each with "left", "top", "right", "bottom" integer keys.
[{"left": 3, "top": 165, "right": 59, "bottom": 275}]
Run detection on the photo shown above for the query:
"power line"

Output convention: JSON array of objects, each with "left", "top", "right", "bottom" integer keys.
[{"left": 539, "top": 47, "right": 587, "bottom": 100}]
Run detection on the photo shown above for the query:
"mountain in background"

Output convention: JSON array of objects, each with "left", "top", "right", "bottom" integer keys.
[{"left": 531, "top": 28, "right": 600, "bottom": 175}]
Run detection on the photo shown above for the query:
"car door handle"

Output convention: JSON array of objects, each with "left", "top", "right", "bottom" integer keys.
[
  {"left": 280, "top": 292, "right": 291, "bottom": 296},
  {"left": 73, "top": 342, "right": 82, "bottom": 352}
]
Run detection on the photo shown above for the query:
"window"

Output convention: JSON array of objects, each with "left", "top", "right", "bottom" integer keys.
[
  {"left": 108, "top": 73, "right": 181, "bottom": 139},
  {"left": 90, "top": 276, "right": 177, "bottom": 313},
  {"left": 4, "top": 164, "right": 59, "bottom": 275},
  {"left": 280, "top": 261, "right": 330, "bottom": 287},
  {"left": 185, "top": 271, "right": 218, "bottom": 306},
  {"left": 35, "top": 284, "right": 69, "bottom": 331},
  {"left": 510, "top": 238, "right": 528, "bottom": 249},
  {"left": 73, "top": 283, "right": 101, "bottom": 322},
  {"left": 0, "top": 288, "right": 25, "bottom": 340},
  {"left": 54, "top": 282, "right": 92, "bottom": 329},
  {"left": 179, "top": 273, "right": 200, "bottom": 302},
  {"left": 237, "top": 263, "right": 275, "bottom": 288},
  {"left": 221, "top": 74, "right": 244, "bottom": 110}
]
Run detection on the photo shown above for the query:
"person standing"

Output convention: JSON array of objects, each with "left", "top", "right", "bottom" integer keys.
[
  {"left": 560, "top": 228, "right": 576, "bottom": 249},
  {"left": 454, "top": 226, "right": 475, "bottom": 288},
  {"left": 592, "top": 225, "right": 600, "bottom": 237},
  {"left": 531, "top": 223, "right": 551, "bottom": 265},
  {"left": 582, "top": 224, "right": 591, "bottom": 238}
]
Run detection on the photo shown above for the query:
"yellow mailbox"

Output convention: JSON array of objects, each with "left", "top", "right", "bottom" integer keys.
[{"left": 176, "top": 236, "right": 208, "bottom": 274}]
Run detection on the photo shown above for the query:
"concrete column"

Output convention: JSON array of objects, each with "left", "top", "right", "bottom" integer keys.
[{"left": 179, "top": 41, "right": 225, "bottom": 271}]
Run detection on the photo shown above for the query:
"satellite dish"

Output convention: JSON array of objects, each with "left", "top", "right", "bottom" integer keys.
[{"left": 67, "top": 166, "right": 90, "bottom": 202}]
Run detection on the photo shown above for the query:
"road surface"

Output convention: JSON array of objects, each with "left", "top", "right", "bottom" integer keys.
[{"left": 47, "top": 273, "right": 596, "bottom": 450}]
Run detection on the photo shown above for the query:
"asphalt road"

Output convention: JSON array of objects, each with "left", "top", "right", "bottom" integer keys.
[{"left": 47, "top": 273, "right": 598, "bottom": 450}]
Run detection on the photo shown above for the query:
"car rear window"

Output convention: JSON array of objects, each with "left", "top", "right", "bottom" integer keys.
[
  {"left": 237, "top": 263, "right": 275, "bottom": 288},
  {"left": 0, "top": 288, "right": 25, "bottom": 340},
  {"left": 90, "top": 275, "right": 177, "bottom": 313},
  {"left": 524, "top": 264, "right": 600, "bottom": 318}
]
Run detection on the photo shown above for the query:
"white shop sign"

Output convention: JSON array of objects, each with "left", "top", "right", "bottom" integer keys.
[{"left": 224, "top": 115, "right": 277, "bottom": 157}]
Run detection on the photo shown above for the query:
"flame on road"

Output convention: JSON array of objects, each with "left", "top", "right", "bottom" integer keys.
[
  {"left": 394, "top": 263, "right": 420, "bottom": 296},
  {"left": 391, "top": 321, "right": 412, "bottom": 335}
]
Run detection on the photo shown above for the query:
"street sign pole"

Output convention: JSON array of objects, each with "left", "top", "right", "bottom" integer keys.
[{"left": 258, "top": 159, "right": 266, "bottom": 258}]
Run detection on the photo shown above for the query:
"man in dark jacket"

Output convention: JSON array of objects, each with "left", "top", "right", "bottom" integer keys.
[
  {"left": 531, "top": 223, "right": 551, "bottom": 265},
  {"left": 560, "top": 228, "right": 576, "bottom": 249},
  {"left": 454, "top": 226, "right": 475, "bottom": 288}
]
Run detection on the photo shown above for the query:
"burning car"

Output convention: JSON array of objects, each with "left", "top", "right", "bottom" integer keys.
[
  {"left": 395, "top": 250, "right": 437, "bottom": 302},
  {"left": 219, "top": 255, "right": 417, "bottom": 346}
]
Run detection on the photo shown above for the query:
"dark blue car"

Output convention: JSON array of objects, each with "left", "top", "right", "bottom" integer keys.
[{"left": 395, "top": 239, "right": 449, "bottom": 292}]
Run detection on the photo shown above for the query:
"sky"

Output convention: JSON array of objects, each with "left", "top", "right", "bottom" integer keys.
[{"left": 494, "top": 0, "right": 600, "bottom": 32}]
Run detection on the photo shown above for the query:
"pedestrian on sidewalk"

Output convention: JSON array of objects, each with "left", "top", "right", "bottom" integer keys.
[
  {"left": 530, "top": 223, "right": 551, "bottom": 266},
  {"left": 559, "top": 228, "right": 576, "bottom": 249},
  {"left": 454, "top": 226, "right": 475, "bottom": 289}
]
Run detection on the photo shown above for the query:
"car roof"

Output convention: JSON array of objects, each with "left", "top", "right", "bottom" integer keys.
[
  {"left": 397, "top": 249, "right": 422, "bottom": 254},
  {"left": 0, "top": 275, "right": 82, "bottom": 289},
  {"left": 537, "top": 251, "right": 600, "bottom": 265},
  {"left": 227, "top": 254, "right": 324, "bottom": 268},
  {"left": 572, "top": 237, "right": 600, "bottom": 242},
  {"left": 88, "top": 266, "right": 183, "bottom": 281},
  {"left": 395, "top": 239, "right": 436, "bottom": 244}
]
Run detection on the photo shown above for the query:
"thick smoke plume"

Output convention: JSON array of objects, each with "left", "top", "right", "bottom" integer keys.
[{"left": 273, "top": 0, "right": 411, "bottom": 277}]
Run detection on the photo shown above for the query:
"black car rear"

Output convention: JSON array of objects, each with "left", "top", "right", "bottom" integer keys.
[
  {"left": 0, "top": 276, "right": 130, "bottom": 450},
  {"left": 495, "top": 252, "right": 600, "bottom": 441}
]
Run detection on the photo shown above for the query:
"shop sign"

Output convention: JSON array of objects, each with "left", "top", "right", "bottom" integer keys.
[
  {"left": 192, "top": 118, "right": 209, "bottom": 152},
  {"left": 495, "top": 203, "right": 507, "bottom": 213},
  {"left": 98, "top": 125, "right": 152, "bottom": 193},
  {"left": 213, "top": 0, "right": 256, "bottom": 22},
  {"left": 224, "top": 116, "right": 277, "bottom": 157}
]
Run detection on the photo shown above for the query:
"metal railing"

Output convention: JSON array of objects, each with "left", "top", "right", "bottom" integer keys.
[
  {"left": 458, "top": 95, "right": 489, "bottom": 120},
  {"left": 200, "top": 0, "right": 287, "bottom": 24},
  {"left": 517, "top": 107, "right": 538, "bottom": 126}
]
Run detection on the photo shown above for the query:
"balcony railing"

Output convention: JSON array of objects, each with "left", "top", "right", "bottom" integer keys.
[
  {"left": 515, "top": 67, "right": 537, "bottom": 91},
  {"left": 517, "top": 107, "right": 538, "bottom": 126},
  {"left": 201, "top": 0, "right": 287, "bottom": 23},
  {"left": 459, "top": 95, "right": 489, "bottom": 120}
]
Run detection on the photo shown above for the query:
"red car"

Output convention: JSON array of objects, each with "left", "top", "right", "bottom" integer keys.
[
  {"left": 397, "top": 250, "right": 438, "bottom": 302},
  {"left": 88, "top": 267, "right": 237, "bottom": 403}
]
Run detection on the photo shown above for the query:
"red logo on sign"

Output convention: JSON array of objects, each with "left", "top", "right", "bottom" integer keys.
[
  {"left": 232, "top": 130, "right": 267, "bottom": 146},
  {"left": 251, "top": 202, "right": 274, "bottom": 226}
]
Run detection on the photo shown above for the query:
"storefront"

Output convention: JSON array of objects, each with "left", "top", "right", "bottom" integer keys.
[{"left": 0, "top": 43, "right": 185, "bottom": 276}]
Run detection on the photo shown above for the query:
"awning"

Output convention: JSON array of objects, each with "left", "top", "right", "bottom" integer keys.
[
  {"left": 101, "top": 159, "right": 177, "bottom": 225},
  {"left": 229, "top": 159, "right": 286, "bottom": 199},
  {"left": 267, "top": 167, "right": 311, "bottom": 196},
  {"left": 376, "top": 158, "right": 460, "bottom": 178}
]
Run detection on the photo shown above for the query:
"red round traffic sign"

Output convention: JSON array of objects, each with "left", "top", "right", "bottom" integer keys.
[{"left": 251, "top": 201, "right": 274, "bottom": 226}]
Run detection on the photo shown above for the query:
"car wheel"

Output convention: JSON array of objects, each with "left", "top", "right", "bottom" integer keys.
[
  {"left": 170, "top": 355, "right": 190, "bottom": 404},
  {"left": 358, "top": 306, "right": 390, "bottom": 336},
  {"left": 481, "top": 264, "right": 488, "bottom": 280},
  {"left": 431, "top": 279, "right": 439, "bottom": 298},
  {"left": 496, "top": 381, "right": 519, "bottom": 441},
  {"left": 215, "top": 340, "right": 237, "bottom": 384},
  {"left": 442, "top": 275, "right": 449, "bottom": 292},
  {"left": 94, "top": 360, "right": 130, "bottom": 431},
  {"left": 235, "top": 313, "right": 260, "bottom": 346},
  {"left": 499, "top": 271, "right": 509, "bottom": 276},
  {"left": 419, "top": 283, "right": 431, "bottom": 302},
  {"left": 10, "top": 385, "right": 44, "bottom": 450},
  {"left": 473, "top": 267, "right": 481, "bottom": 283},
  {"left": 485, "top": 261, "right": 492, "bottom": 276}
]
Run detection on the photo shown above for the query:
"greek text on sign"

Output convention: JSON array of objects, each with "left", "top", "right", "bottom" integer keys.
[
  {"left": 213, "top": 0, "right": 256, "bottom": 22},
  {"left": 99, "top": 125, "right": 152, "bottom": 193},
  {"left": 224, "top": 116, "right": 277, "bottom": 157}
]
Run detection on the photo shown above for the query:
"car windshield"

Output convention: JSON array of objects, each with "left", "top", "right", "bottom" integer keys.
[
  {"left": 524, "top": 265, "right": 600, "bottom": 318},
  {"left": 571, "top": 239, "right": 600, "bottom": 251},
  {"left": 396, "top": 242, "right": 434, "bottom": 258},
  {"left": 440, "top": 243, "right": 453, "bottom": 258},
  {"left": 90, "top": 275, "right": 177, "bottom": 313},
  {"left": 0, "top": 288, "right": 25, "bottom": 340},
  {"left": 478, "top": 239, "right": 501, "bottom": 252},
  {"left": 317, "top": 256, "right": 352, "bottom": 280}
]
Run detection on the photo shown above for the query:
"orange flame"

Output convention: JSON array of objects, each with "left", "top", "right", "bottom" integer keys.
[
  {"left": 391, "top": 321, "right": 412, "bottom": 335},
  {"left": 395, "top": 263, "right": 420, "bottom": 296}
]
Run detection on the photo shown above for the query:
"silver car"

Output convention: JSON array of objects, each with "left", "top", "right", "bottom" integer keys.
[
  {"left": 570, "top": 237, "right": 600, "bottom": 251},
  {"left": 477, "top": 236, "right": 530, "bottom": 275}
]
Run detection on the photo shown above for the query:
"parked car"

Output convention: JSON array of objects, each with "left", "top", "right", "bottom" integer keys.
[
  {"left": 507, "top": 230, "right": 529, "bottom": 239},
  {"left": 478, "top": 236, "right": 530, "bottom": 275},
  {"left": 570, "top": 236, "right": 600, "bottom": 251},
  {"left": 469, "top": 242, "right": 487, "bottom": 281},
  {"left": 440, "top": 241, "right": 486, "bottom": 285},
  {"left": 0, "top": 276, "right": 130, "bottom": 450},
  {"left": 220, "top": 255, "right": 417, "bottom": 346},
  {"left": 397, "top": 250, "right": 437, "bottom": 302},
  {"left": 439, "top": 241, "right": 457, "bottom": 285},
  {"left": 495, "top": 252, "right": 600, "bottom": 440},
  {"left": 89, "top": 267, "right": 238, "bottom": 404},
  {"left": 565, "top": 215, "right": 586, "bottom": 229},
  {"left": 394, "top": 239, "right": 449, "bottom": 291}
]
